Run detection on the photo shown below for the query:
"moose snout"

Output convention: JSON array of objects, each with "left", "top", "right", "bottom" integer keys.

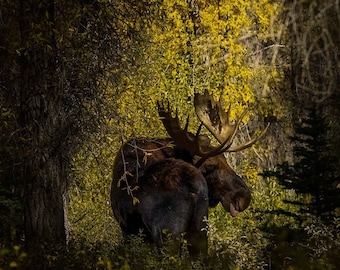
[{"left": 221, "top": 178, "right": 252, "bottom": 217}]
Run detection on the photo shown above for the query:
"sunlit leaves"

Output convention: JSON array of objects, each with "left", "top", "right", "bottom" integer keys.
[
  {"left": 113, "top": 0, "right": 281, "bottom": 142},
  {"left": 70, "top": 0, "right": 285, "bottom": 265}
]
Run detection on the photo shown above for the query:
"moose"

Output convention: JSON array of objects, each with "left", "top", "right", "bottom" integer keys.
[{"left": 111, "top": 91, "right": 269, "bottom": 255}]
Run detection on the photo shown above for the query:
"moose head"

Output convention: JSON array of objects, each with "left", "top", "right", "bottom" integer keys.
[{"left": 111, "top": 91, "right": 269, "bottom": 255}]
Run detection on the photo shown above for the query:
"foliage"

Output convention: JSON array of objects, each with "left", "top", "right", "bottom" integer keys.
[
  {"left": 68, "top": 139, "right": 121, "bottom": 245},
  {"left": 2, "top": 218, "right": 338, "bottom": 269},
  {"left": 0, "top": 245, "right": 27, "bottom": 270},
  {"left": 0, "top": 0, "right": 152, "bottom": 248},
  {"left": 265, "top": 219, "right": 340, "bottom": 270},
  {"left": 1, "top": 0, "right": 339, "bottom": 269},
  {"left": 264, "top": 104, "right": 340, "bottom": 223},
  {"left": 114, "top": 0, "right": 281, "bottom": 139},
  {"left": 68, "top": 0, "right": 283, "bottom": 259},
  {"left": 67, "top": 1, "right": 338, "bottom": 270}
]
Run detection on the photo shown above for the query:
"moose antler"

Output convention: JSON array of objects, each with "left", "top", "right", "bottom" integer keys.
[
  {"left": 157, "top": 101, "right": 231, "bottom": 158},
  {"left": 194, "top": 91, "right": 270, "bottom": 152},
  {"left": 157, "top": 92, "right": 269, "bottom": 165}
]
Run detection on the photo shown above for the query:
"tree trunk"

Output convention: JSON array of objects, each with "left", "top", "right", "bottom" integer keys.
[
  {"left": 23, "top": 157, "right": 69, "bottom": 246},
  {"left": 17, "top": 0, "right": 69, "bottom": 248}
]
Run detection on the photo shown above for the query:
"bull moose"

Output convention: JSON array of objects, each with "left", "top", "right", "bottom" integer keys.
[{"left": 111, "top": 91, "right": 269, "bottom": 255}]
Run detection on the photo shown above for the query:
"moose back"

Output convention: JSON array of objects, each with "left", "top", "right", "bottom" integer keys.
[{"left": 111, "top": 91, "right": 269, "bottom": 255}]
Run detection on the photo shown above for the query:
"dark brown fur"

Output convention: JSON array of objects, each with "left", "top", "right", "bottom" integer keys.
[{"left": 111, "top": 138, "right": 251, "bottom": 255}]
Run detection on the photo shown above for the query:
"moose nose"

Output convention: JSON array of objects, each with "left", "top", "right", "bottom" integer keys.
[{"left": 238, "top": 192, "right": 251, "bottom": 212}]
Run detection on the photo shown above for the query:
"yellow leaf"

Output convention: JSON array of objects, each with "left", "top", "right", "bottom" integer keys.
[
  {"left": 132, "top": 197, "right": 140, "bottom": 205},
  {"left": 9, "top": 261, "right": 18, "bottom": 268}
]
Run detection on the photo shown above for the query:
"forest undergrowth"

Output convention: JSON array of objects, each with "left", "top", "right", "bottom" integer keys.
[{"left": 1, "top": 174, "right": 339, "bottom": 270}]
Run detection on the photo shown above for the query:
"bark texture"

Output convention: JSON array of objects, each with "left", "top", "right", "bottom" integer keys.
[{"left": 17, "top": 0, "right": 70, "bottom": 247}]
